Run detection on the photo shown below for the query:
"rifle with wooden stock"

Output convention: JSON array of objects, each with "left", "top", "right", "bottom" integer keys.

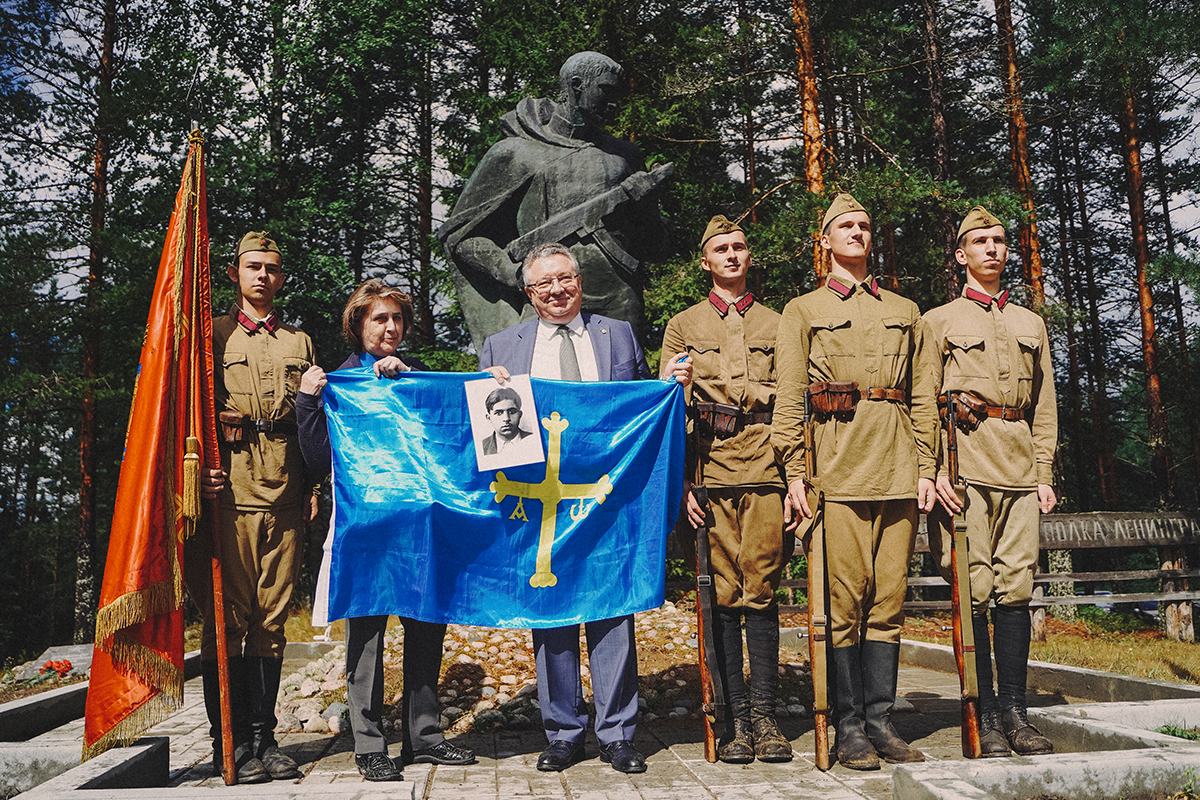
[
  {"left": 944, "top": 391, "right": 982, "bottom": 759},
  {"left": 690, "top": 416, "right": 725, "bottom": 763},
  {"left": 802, "top": 388, "right": 830, "bottom": 771}
]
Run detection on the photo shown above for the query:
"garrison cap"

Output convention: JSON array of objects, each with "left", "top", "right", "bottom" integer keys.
[
  {"left": 957, "top": 206, "right": 1005, "bottom": 242},
  {"left": 821, "top": 192, "right": 870, "bottom": 232},
  {"left": 235, "top": 231, "right": 282, "bottom": 262},
  {"left": 699, "top": 215, "right": 745, "bottom": 251}
]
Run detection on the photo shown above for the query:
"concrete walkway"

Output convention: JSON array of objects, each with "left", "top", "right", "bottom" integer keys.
[{"left": 25, "top": 655, "right": 1079, "bottom": 799}]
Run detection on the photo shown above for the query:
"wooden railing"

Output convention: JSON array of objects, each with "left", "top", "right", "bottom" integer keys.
[{"left": 670, "top": 512, "right": 1199, "bottom": 643}]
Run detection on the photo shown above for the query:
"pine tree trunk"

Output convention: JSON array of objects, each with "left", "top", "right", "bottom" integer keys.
[
  {"left": 1069, "top": 131, "right": 1118, "bottom": 509},
  {"left": 1051, "top": 126, "right": 1087, "bottom": 508},
  {"left": 921, "top": 0, "right": 958, "bottom": 301},
  {"left": 740, "top": 3, "right": 758, "bottom": 224},
  {"left": 267, "top": 2, "right": 286, "bottom": 223},
  {"left": 791, "top": 0, "right": 826, "bottom": 282},
  {"left": 1150, "top": 114, "right": 1199, "bottom": 510},
  {"left": 1118, "top": 87, "right": 1171, "bottom": 504},
  {"left": 76, "top": 0, "right": 117, "bottom": 644},
  {"left": 994, "top": 0, "right": 1044, "bottom": 306},
  {"left": 413, "top": 48, "right": 436, "bottom": 349}
]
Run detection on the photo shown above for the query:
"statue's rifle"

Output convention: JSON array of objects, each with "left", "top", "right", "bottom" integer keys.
[
  {"left": 946, "top": 391, "right": 982, "bottom": 759},
  {"left": 505, "top": 163, "right": 674, "bottom": 273},
  {"left": 803, "top": 389, "right": 830, "bottom": 771},
  {"left": 690, "top": 408, "right": 725, "bottom": 763}
]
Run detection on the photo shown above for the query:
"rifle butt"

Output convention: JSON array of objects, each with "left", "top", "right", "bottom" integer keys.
[
  {"left": 704, "top": 715, "right": 718, "bottom": 762},
  {"left": 814, "top": 712, "right": 830, "bottom": 770},
  {"left": 961, "top": 699, "right": 982, "bottom": 759}
]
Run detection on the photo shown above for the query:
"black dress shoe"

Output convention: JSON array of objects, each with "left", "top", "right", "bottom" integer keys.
[
  {"left": 355, "top": 752, "right": 403, "bottom": 782},
  {"left": 536, "top": 740, "right": 585, "bottom": 772},
  {"left": 598, "top": 740, "right": 647, "bottom": 774},
  {"left": 404, "top": 740, "right": 477, "bottom": 766}
]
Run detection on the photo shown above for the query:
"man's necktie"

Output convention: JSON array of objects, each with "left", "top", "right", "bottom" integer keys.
[{"left": 555, "top": 325, "right": 582, "bottom": 381}]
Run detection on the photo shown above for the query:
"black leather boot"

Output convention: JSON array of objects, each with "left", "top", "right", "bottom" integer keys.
[
  {"left": 205, "top": 657, "right": 271, "bottom": 784},
  {"left": 861, "top": 640, "right": 924, "bottom": 763},
  {"left": 715, "top": 608, "right": 754, "bottom": 763},
  {"left": 745, "top": 606, "right": 792, "bottom": 762},
  {"left": 994, "top": 605, "right": 1052, "bottom": 755},
  {"left": 248, "top": 656, "right": 302, "bottom": 779},
  {"left": 829, "top": 644, "right": 878, "bottom": 770},
  {"left": 972, "top": 614, "right": 1010, "bottom": 757},
  {"left": 720, "top": 695, "right": 755, "bottom": 763}
]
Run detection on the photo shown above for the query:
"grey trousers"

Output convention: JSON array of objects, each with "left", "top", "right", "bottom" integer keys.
[{"left": 346, "top": 615, "right": 447, "bottom": 754}]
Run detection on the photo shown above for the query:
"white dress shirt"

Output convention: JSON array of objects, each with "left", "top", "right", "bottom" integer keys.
[{"left": 529, "top": 314, "right": 599, "bottom": 382}]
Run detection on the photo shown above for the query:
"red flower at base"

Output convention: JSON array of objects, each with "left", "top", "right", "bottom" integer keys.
[{"left": 40, "top": 659, "right": 72, "bottom": 678}]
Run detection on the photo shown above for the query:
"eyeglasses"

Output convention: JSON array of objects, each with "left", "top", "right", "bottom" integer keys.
[{"left": 525, "top": 273, "right": 580, "bottom": 295}]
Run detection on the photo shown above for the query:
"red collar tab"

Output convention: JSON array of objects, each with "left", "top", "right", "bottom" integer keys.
[
  {"left": 964, "top": 286, "right": 1007, "bottom": 309},
  {"left": 708, "top": 291, "right": 730, "bottom": 316},
  {"left": 709, "top": 291, "right": 756, "bottom": 317},
  {"left": 827, "top": 277, "right": 853, "bottom": 299},
  {"left": 235, "top": 306, "right": 279, "bottom": 333},
  {"left": 827, "top": 276, "right": 879, "bottom": 299}
]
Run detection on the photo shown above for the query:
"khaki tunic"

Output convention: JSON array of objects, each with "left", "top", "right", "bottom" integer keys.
[
  {"left": 184, "top": 306, "right": 314, "bottom": 658},
  {"left": 924, "top": 292, "right": 1057, "bottom": 612},
  {"left": 213, "top": 306, "right": 314, "bottom": 510},
  {"left": 922, "top": 294, "right": 1057, "bottom": 489},
  {"left": 771, "top": 278, "right": 938, "bottom": 645},
  {"left": 661, "top": 294, "right": 787, "bottom": 609},
  {"left": 661, "top": 295, "right": 785, "bottom": 488},
  {"left": 772, "top": 280, "right": 938, "bottom": 496}
]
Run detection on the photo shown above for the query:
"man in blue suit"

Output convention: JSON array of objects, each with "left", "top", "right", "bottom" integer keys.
[{"left": 481, "top": 242, "right": 692, "bottom": 773}]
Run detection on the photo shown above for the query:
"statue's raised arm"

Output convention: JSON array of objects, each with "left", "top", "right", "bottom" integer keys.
[{"left": 436, "top": 52, "right": 673, "bottom": 351}]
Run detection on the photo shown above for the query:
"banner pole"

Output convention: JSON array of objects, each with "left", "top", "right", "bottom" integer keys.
[{"left": 207, "top": 501, "right": 236, "bottom": 784}]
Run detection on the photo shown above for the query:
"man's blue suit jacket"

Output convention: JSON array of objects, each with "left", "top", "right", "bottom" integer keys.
[{"left": 479, "top": 313, "right": 651, "bottom": 380}]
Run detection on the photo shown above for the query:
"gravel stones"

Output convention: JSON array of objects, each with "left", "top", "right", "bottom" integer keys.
[{"left": 271, "top": 601, "right": 808, "bottom": 736}]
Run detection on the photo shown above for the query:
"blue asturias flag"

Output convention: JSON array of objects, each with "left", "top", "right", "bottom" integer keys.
[{"left": 324, "top": 370, "right": 685, "bottom": 628}]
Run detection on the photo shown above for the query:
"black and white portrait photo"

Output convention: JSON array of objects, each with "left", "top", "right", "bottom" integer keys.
[{"left": 465, "top": 374, "right": 545, "bottom": 471}]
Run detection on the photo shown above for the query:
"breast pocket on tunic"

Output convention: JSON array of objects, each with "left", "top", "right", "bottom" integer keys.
[
  {"left": 946, "top": 333, "right": 987, "bottom": 379},
  {"left": 687, "top": 340, "right": 722, "bottom": 382},
  {"left": 747, "top": 338, "right": 776, "bottom": 385},
  {"left": 222, "top": 352, "right": 253, "bottom": 396},
  {"left": 810, "top": 317, "right": 853, "bottom": 373}
]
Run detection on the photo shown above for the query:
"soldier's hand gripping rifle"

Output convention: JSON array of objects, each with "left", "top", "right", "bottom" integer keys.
[
  {"left": 690, "top": 412, "right": 725, "bottom": 763},
  {"left": 802, "top": 389, "right": 831, "bottom": 771},
  {"left": 944, "top": 391, "right": 982, "bottom": 759}
]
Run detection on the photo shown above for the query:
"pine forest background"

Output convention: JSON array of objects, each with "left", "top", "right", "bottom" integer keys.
[{"left": 1, "top": 0, "right": 1198, "bottom": 665}]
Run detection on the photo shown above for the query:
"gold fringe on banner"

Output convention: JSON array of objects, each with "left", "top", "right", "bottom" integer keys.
[
  {"left": 92, "top": 576, "right": 181, "bottom": 651},
  {"left": 81, "top": 686, "right": 179, "bottom": 762},
  {"left": 110, "top": 632, "right": 184, "bottom": 700}
]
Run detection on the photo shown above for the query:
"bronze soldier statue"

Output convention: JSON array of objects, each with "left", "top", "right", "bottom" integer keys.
[{"left": 437, "top": 52, "right": 672, "bottom": 350}]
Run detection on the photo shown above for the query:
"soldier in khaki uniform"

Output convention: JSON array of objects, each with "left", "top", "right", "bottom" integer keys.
[
  {"left": 186, "top": 231, "right": 316, "bottom": 783},
  {"left": 924, "top": 207, "right": 1058, "bottom": 757},
  {"left": 773, "top": 193, "right": 938, "bottom": 770},
  {"left": 661, "top": 216, "right": 791, "bottom": 763}
]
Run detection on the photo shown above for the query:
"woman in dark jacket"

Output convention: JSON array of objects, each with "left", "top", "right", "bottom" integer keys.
[{"left": 296, "top": 279, "right": 475, "bottom": 782}]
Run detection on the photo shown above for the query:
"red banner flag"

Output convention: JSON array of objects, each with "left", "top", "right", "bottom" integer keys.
[{"left": 83, "top": 131, "right": 217, "bottom": 760}]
